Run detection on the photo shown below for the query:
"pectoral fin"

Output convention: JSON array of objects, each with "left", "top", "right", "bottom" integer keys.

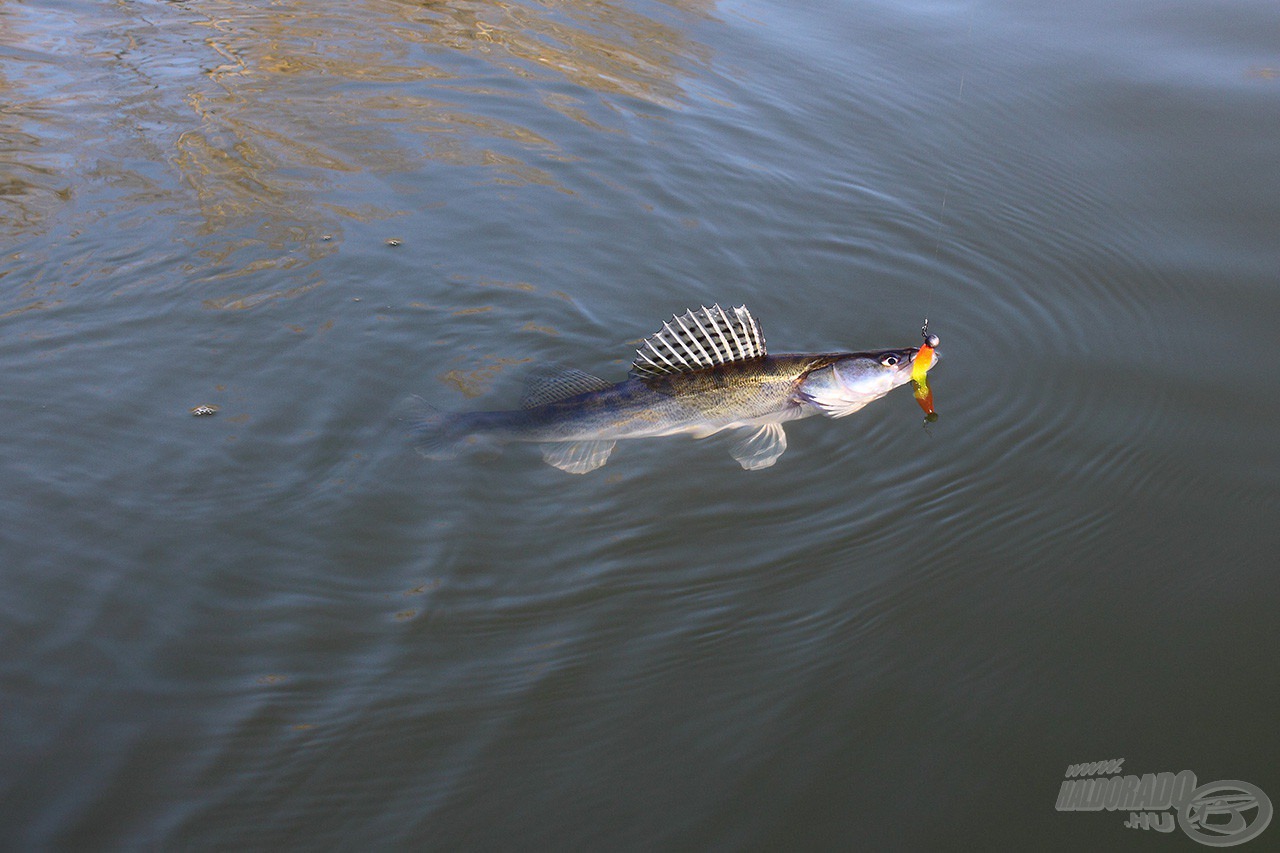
[
  {"left": 728, "top": 423, "right": 787, "bottom": 470},
  {"left": 541, "top": 440, "right": 616, "bottom": 474}
]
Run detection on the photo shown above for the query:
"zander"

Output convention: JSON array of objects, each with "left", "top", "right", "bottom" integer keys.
[{"left": 410, "top": 305, "right": 938, "bottom": 473}]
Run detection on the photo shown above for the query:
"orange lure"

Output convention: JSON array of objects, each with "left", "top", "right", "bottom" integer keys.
[{"left": 912, "top": 321, "right": 939, "bottom": 419}]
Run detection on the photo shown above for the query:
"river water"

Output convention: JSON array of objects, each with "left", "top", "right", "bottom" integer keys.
[{"left": 2, "top": 0, "right": 1277, "bottom": 849}]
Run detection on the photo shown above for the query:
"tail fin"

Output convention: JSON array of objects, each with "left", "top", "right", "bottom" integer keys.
[{"left": 396, "top": 395, "right": 461, "bottom": 460}]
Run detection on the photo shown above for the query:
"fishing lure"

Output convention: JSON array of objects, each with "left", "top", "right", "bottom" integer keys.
[{"left": 912, "top": 320, "right": 939, "bottom": 420}]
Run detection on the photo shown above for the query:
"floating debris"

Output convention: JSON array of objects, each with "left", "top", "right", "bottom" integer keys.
[
  {"left": 385, "top": 238, "right": 402, "bottom": 247},
  {"left": 190, "top": 404, "right": 220, "bottom": 417}
]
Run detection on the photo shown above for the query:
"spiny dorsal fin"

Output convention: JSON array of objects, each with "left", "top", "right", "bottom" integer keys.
[
  {"left": 630, "top": 304, "right": 766, "bottom": 378},
  {"left": 521, "top": 367, "right": 612, "bottom": 409}
]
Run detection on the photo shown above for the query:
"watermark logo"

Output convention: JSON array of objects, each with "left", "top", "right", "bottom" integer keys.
[{"left": 1056, "top": 760, "right": 1272, "bottom": 847}]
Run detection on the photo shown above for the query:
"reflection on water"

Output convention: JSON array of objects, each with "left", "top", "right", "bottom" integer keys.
[
  {"left": 0, "top": 7, "right": 76, "bottom": 236},
  {"left": 389, "top": 0, "right": 713, "bottom": 104},
  {"left": 0, "top": 0, "right": 712, "bottom": 296}
]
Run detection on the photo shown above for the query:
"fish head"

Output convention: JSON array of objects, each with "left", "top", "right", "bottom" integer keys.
[{"left": 798, "top": 347, "right": 934, "bottom": 417}]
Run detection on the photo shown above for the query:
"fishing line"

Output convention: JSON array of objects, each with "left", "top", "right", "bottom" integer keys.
[
  {"left": 921, "top": 4, "right": 974, "bottom": 430},
  {"left": 931, "top": 6, "right": 975, "bottom": 263}
]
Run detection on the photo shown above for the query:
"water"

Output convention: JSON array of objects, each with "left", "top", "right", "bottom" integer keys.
[{"left": 2, "top": 0, "right": 1278, "bottom": 848}]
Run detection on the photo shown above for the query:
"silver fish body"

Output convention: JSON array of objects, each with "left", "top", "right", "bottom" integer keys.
[{"left": 412, "top": 305, "right": 937, "bottom": 473}]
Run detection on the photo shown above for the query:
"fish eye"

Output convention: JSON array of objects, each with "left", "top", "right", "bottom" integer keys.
[{"left": 880, "top": 354, "right": 900, "bottom": 367}]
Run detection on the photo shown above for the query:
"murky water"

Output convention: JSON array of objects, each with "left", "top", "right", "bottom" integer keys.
[{"left": 2, "top": 0, "right": 1278, "bottom": 848}]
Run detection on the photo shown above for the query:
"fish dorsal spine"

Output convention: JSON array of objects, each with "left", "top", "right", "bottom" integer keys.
[{"left": 630, "top": 304, "right": 767, "bottom": 378}]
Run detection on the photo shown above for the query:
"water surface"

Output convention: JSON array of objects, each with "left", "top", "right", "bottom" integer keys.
[{"left": 2, "top": 0, "right": 1278, "bottom": 848}]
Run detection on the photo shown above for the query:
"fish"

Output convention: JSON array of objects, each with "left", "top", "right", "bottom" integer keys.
[{"left": 410, "top": 304, "right": 938, "bottom": 473}]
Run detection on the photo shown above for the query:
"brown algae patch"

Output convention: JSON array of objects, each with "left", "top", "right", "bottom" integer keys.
[{"left": 440, "top": 356, "right": 532, "bottom": 397}]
